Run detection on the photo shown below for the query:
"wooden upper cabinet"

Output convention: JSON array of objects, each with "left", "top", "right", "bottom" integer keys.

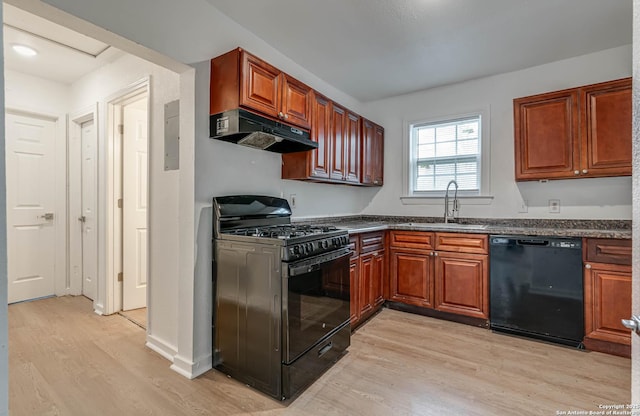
[
  {"left": 514, "top": 78, "right": 631, "bottom": 181},
  {"left": 240, "top": 52, "right": 280, "bottom": 117},
  {"left": 280, "top": 74, "right": 313, "bottom": 130},
  {"left": 309, "top": 93, "right": 332, "bottom": 179},
  {"left": 210, "top": 48, "right": 382, "bottom": 186},
  {"left": 210, "top": 48, "right": 311, "bottom": 129},
  {"left": 330, "top": 103, "right": 347, "bottom": 181},
  {"left": 580, "top": 78, "right": 632, "bottom": 177},
  {"left": 362, "top": 118, "right": 384, "bottom": 186},
  {"left": 514, "top": 89, "right": 579, "bottom": 180},
  {"left": 345, "top": 111, "right": 361, "bottom": 184},
  {"left": 281, "top": 92, "right": 331, "bottom": 180}
]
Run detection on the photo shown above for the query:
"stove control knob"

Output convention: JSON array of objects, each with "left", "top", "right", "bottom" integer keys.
[
  {"left": 293, "top": 246, "right": 300, "bottom": 255},
  {"left": 322, "top": 240, "right": 328, "bottom": 249}
]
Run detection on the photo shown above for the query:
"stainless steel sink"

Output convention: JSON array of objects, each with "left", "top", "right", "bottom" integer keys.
[{"left": 396, "top": 222, "right": 488, "bottom": 230}]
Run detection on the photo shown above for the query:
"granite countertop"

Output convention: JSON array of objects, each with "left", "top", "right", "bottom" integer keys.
[{"left": 294, "top": 216, "right": 631, "bottom": 239}]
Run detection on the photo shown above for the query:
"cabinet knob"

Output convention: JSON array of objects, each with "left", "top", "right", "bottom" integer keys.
[
  {"left": 284, "top": 114, "right": 289, "bottom": 120},
  {"left": 574, "top": 170, "right": 580, "bottom": 175},
  {"left": 278, "top": 111, "right": 284, "bottom": 118},
  {"left": 585, "top": 264, "right": 592, "bottom": 269},
  {"left": 433, "top": 252, "right": 438, "bottom": 257},
  {"left": 582, "top": 169, "right": 588, "bottom": 174}
]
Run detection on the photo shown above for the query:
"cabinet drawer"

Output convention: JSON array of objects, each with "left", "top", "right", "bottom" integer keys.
[
  {"left": 585, "top": 238, "right": 631, "bottom": 266},
  {"left": 360, "top": 231, "right": 385, "bottom": 253},
  {"left": 435, "top": 233, "right": 488, "bottom": 254},
  {"left": 389, "top": 231, "right": 433, "bottom": 251},
  {"left": 349, "top": 235, "right": 360, "bottom": 258}
]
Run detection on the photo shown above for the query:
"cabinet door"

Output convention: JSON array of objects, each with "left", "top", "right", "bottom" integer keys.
[
  {"left": 281, "top": 74, "right": 312, "bottom": 129},
  {"left": 362, "top": 119, "right": 384, "bottom": 186},
  {"left": 310, "top": 93, "right": 331, "bottom": 179},
  {"left": 371, "top": 250, "right": 385, "bottom": 307},
  {"left": 514, "top": 89, "right": 579, "bottom": 180},
  {"left": 240, "top": 51, "right": 280, "bottom": 118},
  {"left": 389, "top": 248, "right": 433, "bottom": 308},
  {"left": 584, "top": 262, "right": 631, "bottom": 346},
  {"left": 580, "top": 78, "right": 632, "bottom": 177},
  {"left": 330, "top": 104, "right": 346, "bottom": 181},
  {"left": 372, "top": 124, "right": 384, "bottom": 186},
  {"left": 344, "top": 111, "right": 361, "bottom": 184},
  {"left": 350, "top": 259, "right": 359, "bottom": 326},
  {"left": 359, "top": 253, "right": 374, "bottom": 316},
  {"left": 434, "top": 252, "right": 488, "bottom": 319}
]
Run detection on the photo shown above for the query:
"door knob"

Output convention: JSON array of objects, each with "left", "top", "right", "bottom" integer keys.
[
  {"left": 40, "top": 213, "right": 54, "bottom": 221},
  {"left": 621, "top": 315, "right": 640, "bottom": 334},
  {"left": 78, "top": 216, "right": 86, "bottom": 223}
]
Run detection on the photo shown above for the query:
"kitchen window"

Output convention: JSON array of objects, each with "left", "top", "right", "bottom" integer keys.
[{"left": 407, "top": 114, "right": 489, "bottom": 199}]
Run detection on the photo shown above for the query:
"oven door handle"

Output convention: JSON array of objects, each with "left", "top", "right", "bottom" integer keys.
[{"left": 287, "top": 249, "right": 351, "bottom": 277}]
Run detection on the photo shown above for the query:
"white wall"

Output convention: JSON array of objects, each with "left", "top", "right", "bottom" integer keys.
[
  {"left": 362, "top": 45, "right": 633, "bottom": 220},
  {"left": 4, "top": 70, "right": 70, "bottom": 114},
  {"left": 70, "top": 54, "right": 181, "bottom": 358}
]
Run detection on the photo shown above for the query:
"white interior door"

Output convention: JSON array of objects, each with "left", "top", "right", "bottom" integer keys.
[
  {"left": 122, "top": 96, "right": 148, "bottom": 311},
  {"left": 81, "top": 119, "right": 98, "bottom": 300},
  {"left": 5, "top": 112, "right": 56, "bottom": 304}
]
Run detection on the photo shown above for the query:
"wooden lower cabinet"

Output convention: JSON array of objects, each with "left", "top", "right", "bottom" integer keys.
[
  {"left": 583, "top": 261, "right": 631, "bottom": 357},
  {"left": 434, "top": 252, "right": 488, "bottom": 319},
  {"left": 389, "top": 248, "right": 433, "bottom": 308},
  {"left": 583, "top": 238, "right": 631, "bottom": 357},
  {"left": 350, "top": 232, "right": 385, "bottom": 328},
  {"left": 350, "top": 259, "right": 359, "bottom": 325},
  {"left": 388, "top": 231, "right": 489, "bottom": 322}
]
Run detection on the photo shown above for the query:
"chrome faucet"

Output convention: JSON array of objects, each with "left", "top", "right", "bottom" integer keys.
[{"left": 444, "top": 180, "right": 459, "bottom": 223}]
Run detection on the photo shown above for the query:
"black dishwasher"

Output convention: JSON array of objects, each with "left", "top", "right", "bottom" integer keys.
[{"left": 490, "top": 235, "right": 584, "bottom": 347}]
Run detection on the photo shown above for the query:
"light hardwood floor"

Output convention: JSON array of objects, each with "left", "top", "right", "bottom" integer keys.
[
  {"left": 9, "top": 296, "right": 630, "bottom": 415},
  {"left": 118, "top": 307, "right": 147, "bottom": 329}
]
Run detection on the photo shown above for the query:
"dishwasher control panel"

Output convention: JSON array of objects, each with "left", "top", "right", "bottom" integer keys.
[{"left": 549, "top": 240, "right": 581, "bottom": 249}]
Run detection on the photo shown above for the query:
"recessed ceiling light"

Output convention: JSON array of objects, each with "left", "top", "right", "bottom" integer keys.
[{"left": 12, "top": 44, "right": 38, "bottom": 57}]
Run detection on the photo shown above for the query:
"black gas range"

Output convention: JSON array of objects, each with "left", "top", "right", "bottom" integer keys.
[
  {"left": 212, "top": 195, "right": 351, "bottom": 401},
  {"left": 217, "top": 223, "right": 350, "bottom": 261}
]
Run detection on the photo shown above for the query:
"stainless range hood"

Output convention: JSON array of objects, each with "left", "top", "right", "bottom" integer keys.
[{"left": 210, "top": 109, "right": 317, "bottom": 153}]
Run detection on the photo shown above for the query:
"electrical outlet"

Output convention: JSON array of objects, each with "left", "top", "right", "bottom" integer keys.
[
  {"left": 548, "top": 199, "right": 560, "bottom": 213},
  {"left": 290, "top": 194, "right": 297, "bottom": 208},
  {"left": 518, "top": 200, "right": 528, "bottom": 213}
]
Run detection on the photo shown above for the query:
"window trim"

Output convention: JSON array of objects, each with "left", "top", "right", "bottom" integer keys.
[{"left": 402, "top": 108, "right": 492, "bottom": 204}]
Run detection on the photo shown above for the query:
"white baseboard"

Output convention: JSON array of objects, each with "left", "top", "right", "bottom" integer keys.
[
  {"left": 170, "top": 353, "right": 212, "bottom": 379},
  {"left": 146, "top": 334, "right": 177, "bottom": 362}
]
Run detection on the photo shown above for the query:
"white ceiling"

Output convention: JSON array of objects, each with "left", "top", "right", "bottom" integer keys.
[
  {"left": 3, "top": 3, "right": 123, "bottom": 85},
  {"left": 206, "top": 0, "right": 633, "bottom": 102}
]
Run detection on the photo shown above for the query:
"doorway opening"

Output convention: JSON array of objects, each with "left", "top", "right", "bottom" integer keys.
[
  {"left": 4, "top": 0, "right": 196, "bottom": 375},
  {"left": 107, "top": 82, "right": 150, "bottom": 315}
]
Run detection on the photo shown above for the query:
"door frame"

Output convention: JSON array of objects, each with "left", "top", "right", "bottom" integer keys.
[
  {"left": 5, "top": 107, "right": 67, "bottom": 300},
  {"left": 68, "top": 104, "right": 98, "bottom": 301},
  {"left": 103, "top": 77, "right": 150, "bottom": 315}
]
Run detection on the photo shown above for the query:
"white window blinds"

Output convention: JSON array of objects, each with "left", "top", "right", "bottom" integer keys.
[{"left": 412, "top": 115, "right": 481, "bottom": 193}]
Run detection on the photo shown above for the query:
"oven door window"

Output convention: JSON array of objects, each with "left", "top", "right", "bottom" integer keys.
[{"left": 285, "top": 253, "right": 350, "bottom": 363}]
